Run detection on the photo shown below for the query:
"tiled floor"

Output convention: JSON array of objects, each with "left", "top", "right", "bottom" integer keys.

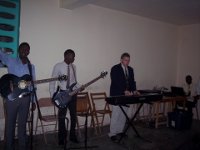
[{"left": 1, "top": 120, "right": 200, "bottom": 150}]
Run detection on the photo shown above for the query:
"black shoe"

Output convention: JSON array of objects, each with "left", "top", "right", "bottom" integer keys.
[
  {"left": 70, "top": 137, "right": 79, "bottom": 143},
  {"left": 58, "top": 141, "right": 64, "bottom": 145},
  {"left": 110, "top": 135, "right": 119, "bottom": 143},
  {"left": 117, "top": 133, "right": 128, "bottom": 138}
]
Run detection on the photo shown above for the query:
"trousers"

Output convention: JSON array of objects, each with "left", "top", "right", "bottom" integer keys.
[
  {"left": 109, "top": 105, "right": 129, "bottom": 137},
  {"left": 4, "top": 96, "right": 31, "bottom": 150},
  {"left": 58, "top": 95, "right": 77, "bottom": 143}
]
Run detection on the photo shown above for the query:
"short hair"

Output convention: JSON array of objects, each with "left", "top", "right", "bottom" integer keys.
[
  {"left": 121, "top": 52, "right": 130, "bottom": 59},
  {"left": 19, "top": 42, "right": 30, "bottom": 50},
  {"left": 186, "top": 75, "right": 192, "bottom": 80},
  {"left": 64, "top": 49, "right": 75, "bottom": 56}
]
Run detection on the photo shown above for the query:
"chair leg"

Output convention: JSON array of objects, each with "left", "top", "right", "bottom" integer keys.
[
  {"left": 76, "top": 116, "right": 82, "bottom": 138},
  {"left": 35, "top": 117, "right": 39, "bottom": 135},
  {"left": 101, "top": 113, "right": 105, "bottom": 127},
  {"left": 91, "top": 114, "right": 99, "bottom": 135},
  {"left": 100, "top": 113, "right": 106, "bottom": 133},
  {"left": 40, "top": 120, "right": 47, "bottom": 144}
]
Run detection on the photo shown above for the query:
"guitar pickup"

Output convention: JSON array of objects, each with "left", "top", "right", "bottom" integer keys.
[{"left": 18, "top": 92, "right": 30, "bottom": 98}]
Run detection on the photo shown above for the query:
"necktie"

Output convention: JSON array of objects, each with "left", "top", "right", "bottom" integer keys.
[
  {"left": 125, "top": 67, "right": 129, "bottom": 90},
  {"left": 125, "top": 67, "right": 128, "bottom": 79},
  {"left": 67, "top": 65, "right": 70, "bottom": 89}
]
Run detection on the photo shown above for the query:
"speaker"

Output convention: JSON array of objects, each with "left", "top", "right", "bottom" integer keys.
[{"left": 168, "top": 109, "right": 193, "bottom": 130}]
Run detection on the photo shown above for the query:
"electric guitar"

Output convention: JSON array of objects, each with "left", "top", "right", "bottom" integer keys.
[
  {"left": 0, "top": 74, "right": 67, "bottom": 101},
  {"left": 52, "top": 71, "right": 108, "bottom": 108}
]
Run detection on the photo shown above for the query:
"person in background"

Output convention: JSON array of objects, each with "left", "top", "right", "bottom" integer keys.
[
  {"left": 183, "top": 75, "right": 199, "bottom": 113},
  {"left": 108, "top": 52, "right": 140, "bottom": 142}
]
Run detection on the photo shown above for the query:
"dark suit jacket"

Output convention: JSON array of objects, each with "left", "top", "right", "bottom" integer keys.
[{"left": 110, "top": 63, "right": 136, "bottom": 96}]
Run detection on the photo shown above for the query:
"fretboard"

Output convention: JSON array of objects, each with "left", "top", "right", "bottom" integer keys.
[
  {"left": 70, "top": 76, "right": 102, "bottom": 96},
  {"left": 30, "top": 77, "right": 59, "bottom": 85}
]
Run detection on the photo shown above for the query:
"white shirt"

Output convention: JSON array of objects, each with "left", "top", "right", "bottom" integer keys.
[
  {"left": 183, "top": 83, "right": 196, "bottom": 102},
  {"left": 121, "top": 63, "right": 129, "bottom": 77},
  {"left": 49, "top": 61, "right": 80, "bottom": 97}
]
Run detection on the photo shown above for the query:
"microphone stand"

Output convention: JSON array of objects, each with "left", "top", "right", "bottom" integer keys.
[
  {"left": 27, "top": 59, "right": 42, "bottom": 150},
  {"left": 69, "top": 110, "right": 98, "bottom": 150}
]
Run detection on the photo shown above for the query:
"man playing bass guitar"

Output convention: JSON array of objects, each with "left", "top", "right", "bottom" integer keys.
[{"left": 49, "top": 49, "right": 81, "bottom": 145}]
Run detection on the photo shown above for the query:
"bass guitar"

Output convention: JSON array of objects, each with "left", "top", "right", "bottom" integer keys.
[
  {"left": 0, "top": 74, "right": 67, "bottom": 101},
  {"left": 52, "top": 71, "right": 108, "bottom": 108}
]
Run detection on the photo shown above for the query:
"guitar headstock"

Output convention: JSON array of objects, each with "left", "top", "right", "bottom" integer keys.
[
  {"left": 58, "top": 75, "right": 67, "bottom": 81},
  {"left": 100, "top": 71, "right": 108, "bottom": 78}
]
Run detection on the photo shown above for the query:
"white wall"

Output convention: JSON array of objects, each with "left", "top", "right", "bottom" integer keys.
[
  {"left": 176, "top": 24, "right": 200, "bottom": 85},
  {"left": 0, "top": 0, "right": 181, "bottom": 138},
  {"left": 176, "top": 24, "right": 200, "bottom": 119},
  {"left": 20, "top": 0, "right": 178, "bottom": 96}
]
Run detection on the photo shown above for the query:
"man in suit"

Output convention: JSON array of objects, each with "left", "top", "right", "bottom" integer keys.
[{"left": 108, "top": 52, "right": 139, "bottom": 142}]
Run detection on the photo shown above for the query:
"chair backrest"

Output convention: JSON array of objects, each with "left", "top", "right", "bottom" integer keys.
[
  {"left": 90, "top": 92, "right": 109, "bottom": 111},
  {"left": 38, "top": 97, "right": 57, "bottom": 116},
  {"left": 38, "top": 97, "right": 54, "bottom": 107},
  {"left": 76, "top": 92, "right": 92, "bottom": 113}
]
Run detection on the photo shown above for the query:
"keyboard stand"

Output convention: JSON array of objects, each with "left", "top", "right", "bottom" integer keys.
[{"left": 118, "top": 103, "right": 151, "bottom": 143}]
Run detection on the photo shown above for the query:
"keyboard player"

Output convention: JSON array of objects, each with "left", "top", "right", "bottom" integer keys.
[{"left": 108, "top": 52, "right": 140, "bottom": 142}]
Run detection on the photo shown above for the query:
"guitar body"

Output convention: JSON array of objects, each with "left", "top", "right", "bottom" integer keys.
[
  {"left": 52, "top": 71, "right": 108, "bottom": 108},
  {"left": 52, "top": 83, "right": 76, "bottom": 108},
  {"left": 0, "top": 74, "right": 31, "bottom": 101}
]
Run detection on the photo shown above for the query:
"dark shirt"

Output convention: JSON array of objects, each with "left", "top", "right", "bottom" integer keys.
[{"left": 110, "top": 63, "right": 136, "bottom": 96}]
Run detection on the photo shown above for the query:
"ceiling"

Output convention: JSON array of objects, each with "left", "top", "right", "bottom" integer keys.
[{"left": 60, "top": 0, "right": 200, "bottom": 25}]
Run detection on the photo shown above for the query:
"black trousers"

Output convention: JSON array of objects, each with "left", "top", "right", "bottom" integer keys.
[
  {"left": 58, "top": 95, "right": 77, "bottom": 143},
  {"left": 4, "top": 96, "right": 31, "bottom": 150},
  {"left": 186, "top": 101, "right": 196, "bottom": 113},
  {"left": 177, "top": 100, "right": 196, "bottom": 113}
]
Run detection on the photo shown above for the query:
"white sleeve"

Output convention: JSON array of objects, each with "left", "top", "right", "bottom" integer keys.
[
  {"left": 49, "top": 64, "right": 59, "bottom": 97},
  {"left": 0, "top": 48, "right": 11, "bottom": 65}
]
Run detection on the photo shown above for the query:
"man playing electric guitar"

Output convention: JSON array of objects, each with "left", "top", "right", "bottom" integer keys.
[
  {"left": 0, "top": 42, "right": 36, "bottom": 150},
  {"left": 49, "top": 49, "right": 81, "bottom": 145}
]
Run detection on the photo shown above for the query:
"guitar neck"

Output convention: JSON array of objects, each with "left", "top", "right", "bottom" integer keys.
[
  {"left": 83, "top": 76, "right": 102, "bottom": 88},
  {"left": 70, "top": 76, "right": 102, "bottom": 96},
  {"left": 32, "top": 77, "right": 59, "bottom": 85}
]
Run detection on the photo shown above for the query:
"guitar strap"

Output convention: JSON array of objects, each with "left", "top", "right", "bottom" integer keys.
[
  {"left": 27, "top": 62, "right": 37, "bottom": 104},
  {"left": 27, "top": 62, "right": 35, "bottom": 94},
  {"left": 27, "top": 62, "right": 33, "bottom": 80}
]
